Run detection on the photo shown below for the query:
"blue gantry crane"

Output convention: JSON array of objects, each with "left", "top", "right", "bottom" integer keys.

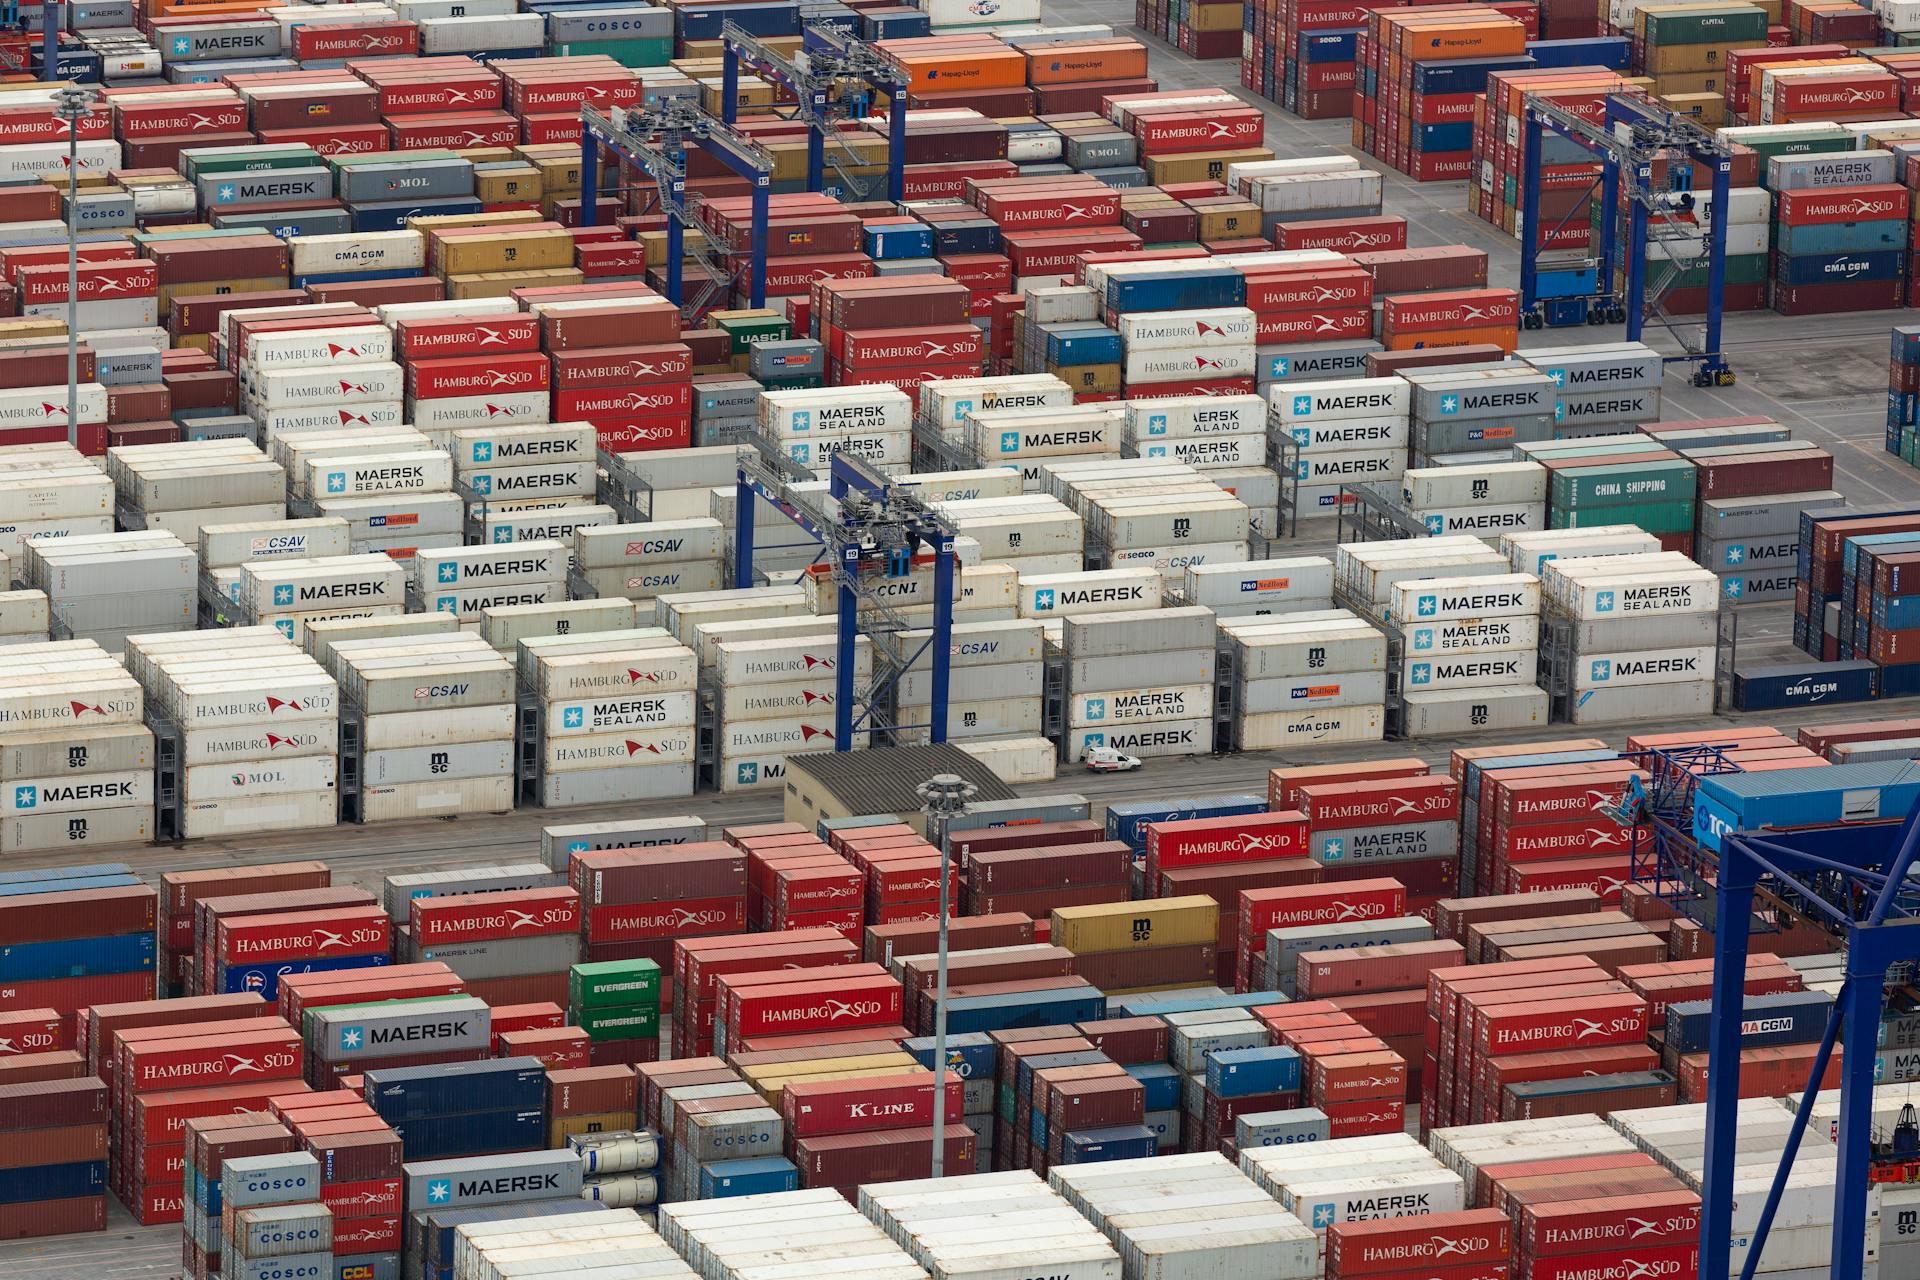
[
  {"left": 579, "top": 102, "right": 774, "bottom": 313},
  {"left": 733, "top": 442, "right": 959, "bottom": 748},
  {"left": 718, "top": 19, "right": 908, "bottom": 202},
  {"left": 1519, "top": 89, "right": 1736, "bottom": 387}
]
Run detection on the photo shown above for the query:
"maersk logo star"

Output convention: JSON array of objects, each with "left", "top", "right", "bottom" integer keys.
[
  {"left": 1416, "top": 595, "right": 1438, "bottom": 617},
  {"left": 563, "top": 707, "right": 584, "bottom": 729},
  {"left": 1312, "top": 1204, "right": 1336, "bottom": 1228},
  {"left": 1084, "top": 698, "right": 1106, "bottom": 721},
  {"left": 1595, "top": 591, "right": 1615, "bottom": 613},
  {"left": 472, "top": 442, "right": 493, "bottom": 462},
  {"left": 1724, "top": 545, "right": 1743, "bottom": 565},
  {"left": 437, "top": 563, "right": 459, "bottom": 583},
  {"left": 1033, "top": 588, "right": 1055, "bottom": 612},
  {"left": 274, "top": 584, "right": 294, "bottom": 606},
  {"left": 1291, "top": 394, "right": 1312, "bottom": 416},
  {"left": 1591, "top": 659, "right": 1612, "bottom": 682},
  {"left": 217, "top": 184, "right": 236, "bottom": 203},
  {"left": 427, "top": 1179, "right": 451, "bottom": 1203},
  {"left": 1439, "top": 394, "right": 1460, "bottom": 415},
  {"left": 1424, "top": 514, "right": 1444, "bottom": 534},
  {"left": 338, "top": 1025, "right": 364, "bottom": 1051},
  {"left": 13, "top": 786, "right": 32, "bottom": 810}
]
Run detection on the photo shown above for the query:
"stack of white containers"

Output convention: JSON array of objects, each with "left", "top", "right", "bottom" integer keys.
[
  {"left": 1500, "top": 525, "right": 1662, "bottom": 576},
  {"left": 716, "top": 481, "right": 828, "bottom": 582},
  {"left": 575, "top": 519, "right": 729, "bottom": 602},
  {"left": 480, "top": 500, "right": 617, "bottom": 554},
  {"left": 1792, "top": 1090, "right": 1919, "bottom": 1280},
  {"left": 23, "top": 530, "right": 195, "bottom": 653},
  {"left": 1333, "top": 536, "right": 1510, "bottom": 625},
  {"left": 0, "top": 444, "right": 114, "bottom": 564},
  {"left": 240, "top": 325, "right": 403, "bottom": 438},
  {"left": 1220, "top": 610, "right": 1386, "bottom": 747},
  {"left": 529, "top": 628, "right": 698, "bottom": 805},
  {"left": 1063, "top": 605, "right": 1215, "bottom": 762},
  {"left": 1521, "top": 341, "right": 1665, "bottom": 437},
  {"left": 919, "top": 373, "right": 1073, "bottom": 450},
  {"left": 968, "top": 404, "right": 1121, "bottom": 489},
  {"left": 446, "top": 421, "right": 595, "bottom": 517},
  {"left": 760, "top": 385, "right": 912, "bottom": 478},
  {"left": 1399, "top": 461, "right": 1547, "bottom": 539},
  {"left": 456, "top": 1210, "right": 696, "bottom": 1280},
  {"left": 1390, "top": 573, "right": 1549, "bottom": 737},
  {"left": 860, "top": 1173, "right": 1120, "bottom": 1280},
  {"left": 0, "top": 587, "right": 48, "bottom": 647},
  {"left": 0, "top": 640, "right": 154, "bottom": 853},
  {"left": 412, "top": 541, "right": 568, "bottom": 623},
  {"left": 1050, "top": 1154, "right": 1319, "bottom": 1280},
  {"left": 660, "top": 1190, "right": 924, "bottom": 1280},
  {"left": 1407, "top": 365, "right": 1558, "bottom": 466},
  {"left": 1268, "top": 376, "right": 1408, "bottom": 516},
  {"left": 104, "top": 439, "right": 286, "bottom": 550},
  {"left": 624, "top": 446, "right": 743, "bottom": 521},
  {"left": 1240, "top": 1133, "right": 1465, "bottom": 1240},
  {"left": 657, "top": 585, "right": 810, "bottom": 649},
  {"left": 1542, "top": 551, "right": 1721, "bottom": 724},
  {"left": 1122, "top": 395, "right": 1269, "bottom": 473},
  {"left": 197, "top": 517, "right": 352, "bottom": 623},
  {"left": 125, "top": 627, "right": 339, "bottom": 838},
  {"left": 1120, "top": 307, "right": 1258, "bottom": 392},
  {"left": 1183, "top": 556, "right": 1334, "bottom": 619},
  {"left": 283, "top": 429, "right": 461, "bottom": 563},
  {"left": 933, "top": 495, "right": 1083, "bottom": 578},
  {"left": 895, "top": 618, "right": 1045, "bottom": 745},
  {"left": 242, "top": 554, "right": 407, "bottom": 645},
  {"left": 712, "top": 630, "right": 871, "bottom": 791},
  {"left": 328, "top": 631, "right": 516, "bottom": 821},
  {"left": 1610, "top": 1099, "right": 1875, "bottom": 1280},
  {"left": 1073, "top": 469, "right": 1252, "bottom": 582}
]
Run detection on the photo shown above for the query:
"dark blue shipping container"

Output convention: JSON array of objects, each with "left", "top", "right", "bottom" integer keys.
[
  {"left": 1505, "top": 1070, "right": 1673, "bottom": 1103},
  {"left": 1206, "top": 1046, "right": 1302, "bottom": 1098},
  {"left": 928, "top": 219, "right": 1000, "bottom": 256},
  {"left": 1297, "top": 29, "right": 1357, "bottom": 61},
  {"left": 676, "top": 0, "right": 799, "bottom": 39},
  {"left": 701, "top": 1157, "right": 800, "bottom": 1198},
  {"left": 1106, "top": 794, "right": 1265, "bottom": 851},
  {"left": 945, "top": 987, "right": 1106, "bottom": 1035},
  {"left": 222, "top": 953, "right": 389, "bottom": 1000},
  {"left": 1410, "top": 54, "right": 1532, "bottom": 94},
  {"left": 1666, "top": 990, "right": 1834, "bottom": 1054},
  {"left": 0, "top": 931, "right": 153, "bottom": 982},
  {"left": 1873, "top": 594, "right": 1920, "bottom": 630},
  {"left": 0, "top": 873, "right": 140, "bottom": 897},
  {"left": 0, "top": 1160, "right": 105, "bottom": 1205},
  {"left": 860, "top": 10, "right": 927, "bottom": 37},
  {"left": 903, "top": 1032, "right": 996, "bottom": 1080},
  {"left": 1525, "top": 36, "right": 1630, "bottom": 69},
  {"left": 1059, "top": 1125, "right": 1158, "bottom": 1163},
  {"left": 350, "top": 197, "right": 483, "bottom": 234},
  {"left": 1103, "top": 267, "right": 1245, "bottom": 315},
  {"left": 387, "top": 1107, "right": 544, "bottom": 1160},
  {"left": 1884, "top": 663, "right": 1920, "bottom": 700},
  {"left": 1125, "top": 1062, "right": 1181, "bottom": 1112},
  {"left": 1044, "top": 327, "right": 1124, "bottom": 367},
  {"left": 1773, "top": 248, "right": 1907, "bottom": 286},
  {"left": 364, "top": 1058, "right": 545, "bottom": 1122},
  {"left": 1895, "top": 324, "right": 1920, "bottom": 363},
  {"left": 1415, "top": 123, "right": 1474, "bottom": 153},
  {"left": 1734, "top": 661, "right": 1877, "bottom": 711}
]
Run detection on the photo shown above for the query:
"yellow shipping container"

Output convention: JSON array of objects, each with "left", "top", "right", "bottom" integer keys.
[
  {"left": 437, "top": 230, "right": 574, "bottom": 276},
  {"left": 1051, "top": 895, "right": 1219, "bottom": 953},
  {"left": 1144, "top": 147, "right": 1275, "bottom": 186},
  {"left": 737, "top": 1053, "right": 919, "bottom": 1100},
  {"left": 548, "top": 1110, "right": 630, "bottom": 1146},
  {"left": 445, "top": 268, "right": 584, "bottom": 299}
]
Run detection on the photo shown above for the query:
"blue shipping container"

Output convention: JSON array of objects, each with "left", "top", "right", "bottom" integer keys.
[
  {"left": 945, "top": 987, "right": 1106, "bottom": 1035},
  {"left": 1525, "top": 36, "right": 1630, "bottom": 69},
  {"left": 1109, "top": 989, "right": 1287, "bottom": 1018},
  {"left": 1206, "top": 1046, "right": 1302, "bottom": 1098},
  {"left": 1773, "top": 249, "right": 1906, "bottom": 287},
  {"left": 1059, "top": 1125, "right": 1158, "bottom": 1163},
  {"left": 0, "top": 1159, "right": 105, "bottom": 1205},
  {"left": 388, "top": 1108, "right": 544, "bottom": 1161},
  {"left": 364, "top": 1058, "right": 546, "bottom": 1122},
  {"left": 1104, "top": 267, "right": 1245, "bottom": 314},
  {"left": 349, "top": 197, "right": 483, "bottom": 234},
  {"left": 0, "top": 931, "right": 153, "bottom": 982},
  {"left": 1694, "top": 761, "right": 1920, "bottom": 850},
  {"left": 675, "top": 0, "right": 798, "bottom": 39},
  {"left": 1105, "top": 794, "right": 1265, "bottom": 850},
  {"left": 701, "top": 1157, "right": 800, "bottom": 1198},
  {"left": 1043, "top": 326, "right": 1124, "bottom": 367},
  {"left": 1125, "top": 1062, "right": 1181, "bottom": 1112},
  {"left": 1297, "top": 29, "right": 1357, "bottom": 60},
  {"left": 0, "top": 862, "right": 130, "bottom": 886},
  {"left": 1665, "top": 990, "right": 1833, "bottom": 1054},
  {"left": 1775, "top": 219, "right": 1907, "bottom": 257},
  {"left": 1733, "top": 661, "right": 1877, "bottom": 711},
  {"left": 1414, "top": 123, "right": 1474, "bottom": 153},
  {"left": 222, "top": 953, "right": 389, "bottom": 999},
  {"left": 1409, "top": 54, "right": 1532, "bottom": 94}
]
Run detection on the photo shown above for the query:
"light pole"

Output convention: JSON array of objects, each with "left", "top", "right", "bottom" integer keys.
[
  {"left": 51, "top": 85, "right": 91, "bottom": 450},
  {"left": 916, "top": 771, "right": 975, "bottom": 1179}
]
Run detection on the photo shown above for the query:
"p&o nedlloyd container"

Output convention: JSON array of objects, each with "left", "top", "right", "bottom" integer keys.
[{"left": 1183, "top": 556, "right": 1333, "bottom": 619}]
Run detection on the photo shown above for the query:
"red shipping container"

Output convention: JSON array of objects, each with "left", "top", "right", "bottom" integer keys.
[
  {"left": 217, "top": 906, "right": 389, "bottom": 970},
  {"left": 1495, "top": 815, "right": 1642, "bottom": 861},
  {"left": 411, "top": 887, "right": 579, "bottom": 946},
  {"left": 1298, "top": 774, "right": 1459, "bottom": 829},
  {"left": 591, "top": 417, "right": 692, "bottom": 454},
  {"left": 1476, "top": 992, "right": 1649, "bottom": 1055},
  {"left": 727, "top": 973, "right": 902, "bottom": 1040},
  {"left": 1132, "top": 107, "right": 1265, "bottom": 154},
  {"left": 586, "top": 896, "right": 746, "bottom": 944},
  {"left": 1775, "top": 184, "right": 1908, "bottom": 227},
  {"left": 395, "top": 314, "right": 539, "bottom": 360},
  {"left": 1242, "top": 879, "right": 1409, "bottom": 937},
  {"left": 836, "top": 325, "right": 986, "bottom": 368},
  {"left": 780, "top": 1070, "right": 961, "bottom": 1138},
  {"left": 15, "top": 260, "right": 157, "bottom": 306},
  {"left": 1380, "top": 288, "right": 1519, "bottom": 334},
  {"left": 405, "top": 351, "right": 549, "bottom": 399},
  {"left": 1257, "top": 309, "right": 1374, "bottom": 345},
  {"left": 1521, "top": 1188, "right": 1702, "bottom": 1255},
  {"left": 1527, "top": 1244, "right": 1700, "bottom": 1280},
  {"left": 1328, "top": 1208, "right": 1510, "bottom": 1274},
  {"left": 1144, "top": 812, "right": 1310, "bottom": 870},
  {"left": 0, "top": 1009, "right": 64, "bottom": 1056}
]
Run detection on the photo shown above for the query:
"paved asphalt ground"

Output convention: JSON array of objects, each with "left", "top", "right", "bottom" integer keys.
[{"left": 10, "top": 14, "right": 1920, "bottom": 1278}]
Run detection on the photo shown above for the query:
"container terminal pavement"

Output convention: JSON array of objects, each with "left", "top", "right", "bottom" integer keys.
[{"left": 5, "top": 0, "right": 1920, "bottom": 1276}]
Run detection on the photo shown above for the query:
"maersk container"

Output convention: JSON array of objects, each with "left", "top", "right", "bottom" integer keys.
[
  {"left": 1404, "top": 653, "right": 1530, "bottom": 693},
  {"left": 1575, "top": 645, "right": 1715, "bottom": 690},
  {"left": 543, "top": 691, "right": 697, "bottom": 738},
  {"left": 1571, "top": 679, "right": 1715, "bottom": 726},
  {"left": 1067, "top": 684, "right": 1210, "bottom": 729},
  {"left": 1553, "top": 570, "right": 1719, "bottom": 620},
  {"left": 1309, "top": 820, "right": 1457, "bottom": 866},
  {"left": 1404, "top": 615, "right": 1539, "bottom": 656},
  {"left": 1018, "top": 568, "right": 1159, "bottom": 618},
  {"left": 1392, "top": 574, "right": 1540, "bottom": 623},
  {"left": 1415, "top": 503, "right": 1545, "bottom": 538},
  {"left": 1698, "top": 490, "right": 1844, "bottom": 541},
  {"left": 1237, "top": 705, "right": 1385, "bottom": 750},
  {"left": 1268, "top": 377, "right": 1408, "bottom": 424},
  {"left": 1065, "top": 719, "right": 1211, "bottom": 761},
  {"left": 305, "top": 451, "right": 453, "bottom": 501},
  {"left": 1402, "top": 685, "right": 1549, "bottom": 736},
  {"left": 540, "top": 816, "right": 704, "bottom": 868},
  {"left": 1123, "top": 395, "right": 1264, "bottom": 440}
]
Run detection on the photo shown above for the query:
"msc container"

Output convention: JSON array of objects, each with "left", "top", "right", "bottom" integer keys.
[{"left": 1401, "top": 686, "right": 1549, "bottom": 736}]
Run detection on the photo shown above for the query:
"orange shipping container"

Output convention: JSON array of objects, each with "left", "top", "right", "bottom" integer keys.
[
  {"left": 886, "top": 48, "right": 1027, "bottom": 90},
  {"left": 1022, "top": 42, "right": 1151, "bottom": 85}
]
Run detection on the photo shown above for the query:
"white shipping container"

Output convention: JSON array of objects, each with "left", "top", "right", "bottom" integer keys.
[
  {"left": 719, "top": 716, "right": 867, "bottom": 757},
  {"left": 1063, "top": 718, "right": 1210, "bottom": 761},
  {"left": 304, "top": 451, "right": 453, "bottom": 500},
  {"left": 1019, "top": 568, "right": 1159, "bottom": 618},
  {"left": 534, "top": 646, "right": 696, "bottom": 701},
  {"left": 715, "top": 635, "right": 872, "bottom": 687},
  {"left": 1556, "top": 571, "right": 1719, "bottom": 620},
  {"left": 183, "top": 789, "right": 338, "bottom": 838},
  {"left": 1182, "top": 558, "right": 1332, "bottom": 609},
  {"left": 1236, "top": 670, "right": 1387, "bottom": 714},
  {"left": 1401, "top": 685, "right": 1549, "bottom": 737},
  {"left": 1401, "top": 461, "right": 1546, "bottom": 508},
  {"left": 1133, "top": 437, "right": 1264, "bottom": 469},
  {"left": 251, "top": 362, "right": 403, "bottom": 410},
  {"left": 761, "top": 386, "right": 911, "bottom": 438},
  {"left": 201, "top": 518, "right": 352, "bottom": 569},
  {"left": 957, "top": 736, "right": 1057, "bottom": 786},
  {"left": 717, "top": 678, "right": 839, "bottom": 721},
  {"left": 1123, "top": 395, "right": 1264, "bottom": 440},
  {"left": 1392, "top": 574, "right": 1540, "bottom": 623},
  {"left": 407, "top": 391, "right": 549, "bottom": 431},
  {"left": 184, "top": 755, "right": 338, "bottom": 801},
  {"left": 414, "top": 542, "right": 567, "bottom": 592},
  {"left": 358, "top": 703, "right": 514, "bottom": 752},
  {"left": 896, "top": 697, "right": 1042, "bottom": 743},
  {"left": 359, "top": 774, "right": 514, "bottom": 822},
  {"left": 182, "top": 720, "right": 339, "bottom": 767},
  {"left": 1118, "top": 308, "right": 1258, "bottom": 351},
  {"left": 464, "top": 461, "right": 594, "bottom": 502},
  {"left": 543, "top": 725, "right": 697, "bottom": 771},
  {"left": 544, "top": 690, "right": 697, "bottom": 737},
  {"left": 1237, "top": 704, "right": 1385, "bottom": 749},
  {"left": 244, "top": 325, "right": 396, "bottom": 373},
  {"left": 0, "top": 770, "right": 152, "bottom": 815},
  {"left": 1106, "top": 543, "right": 1248, "bottom": 579},
  {"left": 0, "top": 803, "right": 151, "bottom": 853},
  {"left": 1570, "top": 679, "right": 1716, "bottom": 724},
  {"left": 0, "top": 384, "right": 107, "bottom": 428},
  {"left": 1280, "top": 413, "right": 1407, "bottom": 453},
  {"left": 1227, "top": 622, "right": 1386, "bottom": 680},
  {"left": 1269, "top": 377, "right": 1408, "bottom": 423},
  {"left": 363, "top": 739, "right": 513, "bottom": 786},
  {"left": 1068, "top": 684, "right": 1210, "bottom": 728},
  {"left": 288, "top": 230, "right": 425, "bottom": 277},
  {"left": 1574, "top": 646, "right": 1716, "bottom": 690}
]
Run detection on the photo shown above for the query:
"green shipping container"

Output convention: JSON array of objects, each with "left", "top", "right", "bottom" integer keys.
[
  {"left": 552, "top": 36, "right": 674, "bottom": 64},
  {"left": 1640, "top": 5, "right": 1767, "bottom": 46},
  {"left": 180, "top": 144, "right": 319, "bottom": 180},
  {"left": 1555, "top": 498, "right": 1697, "bottom": 534},
  {"left": 1745, "top": 136, "right": 1853, "bottom": 168},
  {"left": 1551, "top": 459, "right": 1697, "bottom": 508},
  {"left": 573, "top": 1003, "right": 661, "bottom": 1042},
  {"left": 570, "top": 958, "right": 661, "bottom": 1010}
]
